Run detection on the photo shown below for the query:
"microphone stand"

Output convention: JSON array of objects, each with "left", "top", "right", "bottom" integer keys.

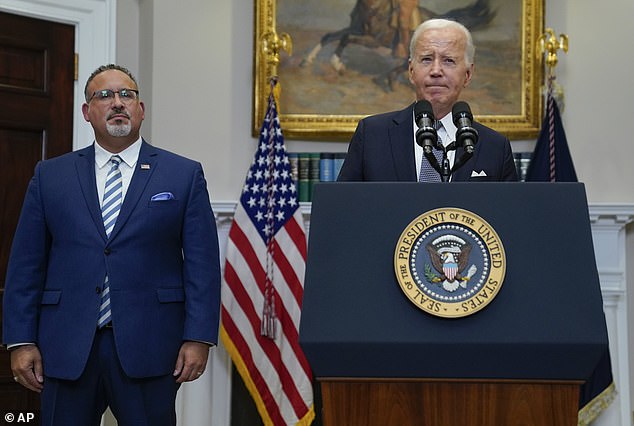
[
  {"left": 440, "top": 149, "right": 451, "bottom": 182},
  {"left": 423, "top": 143, "right": 455, "bottom": 182},
  {"left": 422, "top": 143, "right": 475, "bottom": 182}
]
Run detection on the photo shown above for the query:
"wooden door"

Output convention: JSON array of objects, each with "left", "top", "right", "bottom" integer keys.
[{"left": 0, "top": 10, "right": 74, "bottom": 415}]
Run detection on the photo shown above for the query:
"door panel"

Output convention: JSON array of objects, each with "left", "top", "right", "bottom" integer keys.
[{"left": 0, "top": 10, "right": 75, "bottom": 414}]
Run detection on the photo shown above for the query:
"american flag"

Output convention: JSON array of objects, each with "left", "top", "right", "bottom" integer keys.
[{"left": 220, "top": 82, "right": 315, "bottom": 426}]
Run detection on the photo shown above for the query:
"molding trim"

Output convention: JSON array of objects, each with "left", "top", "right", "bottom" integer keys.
[{"left": 588, "top": 204, "right": 634, "bottom": 224}]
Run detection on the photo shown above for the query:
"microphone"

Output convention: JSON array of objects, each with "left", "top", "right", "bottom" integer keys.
[
  {"left": 452, "top": 101, "right": 479, "bottom": 155},
  {"left": 414, "top": 100, "right": 438, "bottom": 155}
]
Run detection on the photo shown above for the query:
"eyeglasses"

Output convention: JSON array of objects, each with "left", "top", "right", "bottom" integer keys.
[{"left": 88, "top": 88, "right": 139, "bottom": 104}]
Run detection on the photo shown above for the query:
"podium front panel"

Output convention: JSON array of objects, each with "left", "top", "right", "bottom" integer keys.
[{"left": 299, "top": 182, "right": 608, "bottom": 380}]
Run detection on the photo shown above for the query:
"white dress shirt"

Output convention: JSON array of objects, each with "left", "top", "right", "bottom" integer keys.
[{"left": 94, "top": 138, "right": 142, "bottom": 206}]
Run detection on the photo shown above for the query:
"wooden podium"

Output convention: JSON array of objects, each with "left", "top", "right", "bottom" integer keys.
[
  {"left": 300, "top": 183, "right": 609, "bottom": 426},
  {"left": 320, "top": 379, "right": 581, "bottom": 425}
]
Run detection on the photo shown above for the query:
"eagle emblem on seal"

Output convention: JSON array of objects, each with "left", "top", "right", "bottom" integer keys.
[{"left": 425, "top": 235, "right": 477, "bottom": 292}]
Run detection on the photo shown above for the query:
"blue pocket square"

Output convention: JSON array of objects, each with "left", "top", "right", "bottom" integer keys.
[{"left": 151, "top": 192, "right": 175, "bottom": 201}]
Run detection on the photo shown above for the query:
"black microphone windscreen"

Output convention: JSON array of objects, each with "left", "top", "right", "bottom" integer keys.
[
  {"left": 415, "top": 100, "right": 434, "bottom": 123},
  {"left": 452, "top": 101, "right": 473, "bottom": 125}
]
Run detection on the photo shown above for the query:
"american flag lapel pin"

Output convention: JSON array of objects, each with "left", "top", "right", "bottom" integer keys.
[{"left": 140, "top": 164, "right": 151, "bottom": 170}]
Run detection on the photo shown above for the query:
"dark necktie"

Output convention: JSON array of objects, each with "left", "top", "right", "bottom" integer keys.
[{"left": 418, "top": 121, "right": 443, "bottom": 182}]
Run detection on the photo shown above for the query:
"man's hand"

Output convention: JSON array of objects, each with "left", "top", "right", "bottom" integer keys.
[
  {"left": 173, "top": 341, "right": 210, "bottom": 383},
  {"left": 11, "top": 345, "right": 44, "bottom": 393}
]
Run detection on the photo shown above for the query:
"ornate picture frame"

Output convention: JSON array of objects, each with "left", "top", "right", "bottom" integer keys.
[{"left": 253, "top": 0, "right": 544, "bottom": 141}]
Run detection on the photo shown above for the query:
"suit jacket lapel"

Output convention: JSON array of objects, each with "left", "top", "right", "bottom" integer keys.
[
  {"left": 108, "top": 140, "right": 158, "bottom": 241},
  {"left": 451, "top": 123, "right": 483, "bottom": 181},
  {"left": 75, "top": 145, "right": 107, "bottom": 240},
  {"left": 451, "top": 145, "right": 468, "bottom": 181},
  {"left": 389, "top": 103, "right": 417, "bottom": 181}
]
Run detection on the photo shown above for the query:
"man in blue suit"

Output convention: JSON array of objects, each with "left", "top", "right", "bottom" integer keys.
[
  {"left": 338, "top": 19, "right": 518, "bottom": 182},
  {"left": 3, "top": 64, "right": 221, "bottom": 425}
]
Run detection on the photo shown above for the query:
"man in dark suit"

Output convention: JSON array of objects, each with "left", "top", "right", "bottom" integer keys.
[
  {"left": 3, "top": 64, "right": 221, "bottom": 425},
  {"left": 338, "top": 18, "right": 518, "bottom": 182}
]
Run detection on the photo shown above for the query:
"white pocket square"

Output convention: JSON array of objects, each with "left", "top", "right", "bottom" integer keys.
[{"left": 471, "top": 170, "right": 487, "bottom": 177}]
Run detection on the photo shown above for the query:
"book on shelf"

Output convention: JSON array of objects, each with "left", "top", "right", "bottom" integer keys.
[
  {"left": 291, "top": 152, "right": 348, "bottom": 202},
  {"left": 319, "top": 153, "right": 335, "bottom": 182},
  {"left": 298, "top": 153, "right": 311, "bottom": 202},
  {"left": 309, "top": 153, "right": 320, "bottom": 201}
]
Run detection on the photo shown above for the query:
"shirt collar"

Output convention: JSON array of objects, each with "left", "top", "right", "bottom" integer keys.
[
  {"left": 436, "top": 112, "right": 458, "bottom": 143},
  {"left": 95, "top": 137, "right": 142, "bottom": 169}
]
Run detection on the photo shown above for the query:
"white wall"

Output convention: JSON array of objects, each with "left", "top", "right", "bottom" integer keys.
[
  {"left": 544, "top": 0, "right": 634, "bottom": 204},
  {"left": 118, "top": 0, "right": 261, "bottom": 202}
]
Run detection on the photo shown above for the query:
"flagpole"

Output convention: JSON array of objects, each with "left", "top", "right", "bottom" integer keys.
[
  {"left": 259, "top": 25, "right": 292, "bottom": 340},
  {"left": 537, "top": 28, "right": 568, "bottom": 109},
  {"left": 537, "top": 29, "right": 568, "bottom": 182}
]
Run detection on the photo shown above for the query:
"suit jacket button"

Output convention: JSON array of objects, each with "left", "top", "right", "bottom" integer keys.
[
  {"left": 104, "top": 248, "right": 111, "bottom": 255},
  {"left": 96, "top": 287, "right": 102, "bottom": 294}
]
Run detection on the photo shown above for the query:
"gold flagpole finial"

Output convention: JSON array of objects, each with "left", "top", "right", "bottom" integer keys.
[
  {"left": 537, "top": 28, "right": 568, "bottom": 74},
  {"left": 537, "top": 29, "right": 569, "bottom": 111},
  {"left": 261, "top": 31, "right": 292, "bottom": 113},
  {"left": 261, "top": 31, "right": 292, "bottom": 76}
]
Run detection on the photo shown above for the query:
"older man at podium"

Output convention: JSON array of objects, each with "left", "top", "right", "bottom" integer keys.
[{"left": 338, "top": 18, "right": 517, "bottom": 183}]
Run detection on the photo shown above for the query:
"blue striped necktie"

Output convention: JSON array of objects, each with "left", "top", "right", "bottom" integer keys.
[{"left": 98, "top": 155, "right": 122, "bottom": 328}]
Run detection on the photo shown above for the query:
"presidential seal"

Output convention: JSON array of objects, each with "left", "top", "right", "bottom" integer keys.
[{"left": 394, "top": 208, "right": 506, "bottom": 318}]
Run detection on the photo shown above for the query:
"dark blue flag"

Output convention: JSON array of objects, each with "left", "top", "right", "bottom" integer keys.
[
  {"left": 578, "top": 349, "right": 616, "bottom": 424},
  {"left": 525, "top": 95, "right": 578, "bottom": 182}
]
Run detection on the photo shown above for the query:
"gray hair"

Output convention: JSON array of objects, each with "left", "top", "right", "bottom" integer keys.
[
  {"left": 409, "top": 19, "right": 475, "bottom": 66},
  {"left": 84, "top": 64, "right": 139, "bottom": 102}
]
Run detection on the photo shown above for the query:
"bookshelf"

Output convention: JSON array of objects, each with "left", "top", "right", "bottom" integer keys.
[{"left": 288, "top": 152, "right": 346, "bottom": 202}]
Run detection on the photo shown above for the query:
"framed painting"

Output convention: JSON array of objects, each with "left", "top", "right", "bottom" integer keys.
[{"left": 253, "top": 0, "right": 544, "bottom": 141}]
